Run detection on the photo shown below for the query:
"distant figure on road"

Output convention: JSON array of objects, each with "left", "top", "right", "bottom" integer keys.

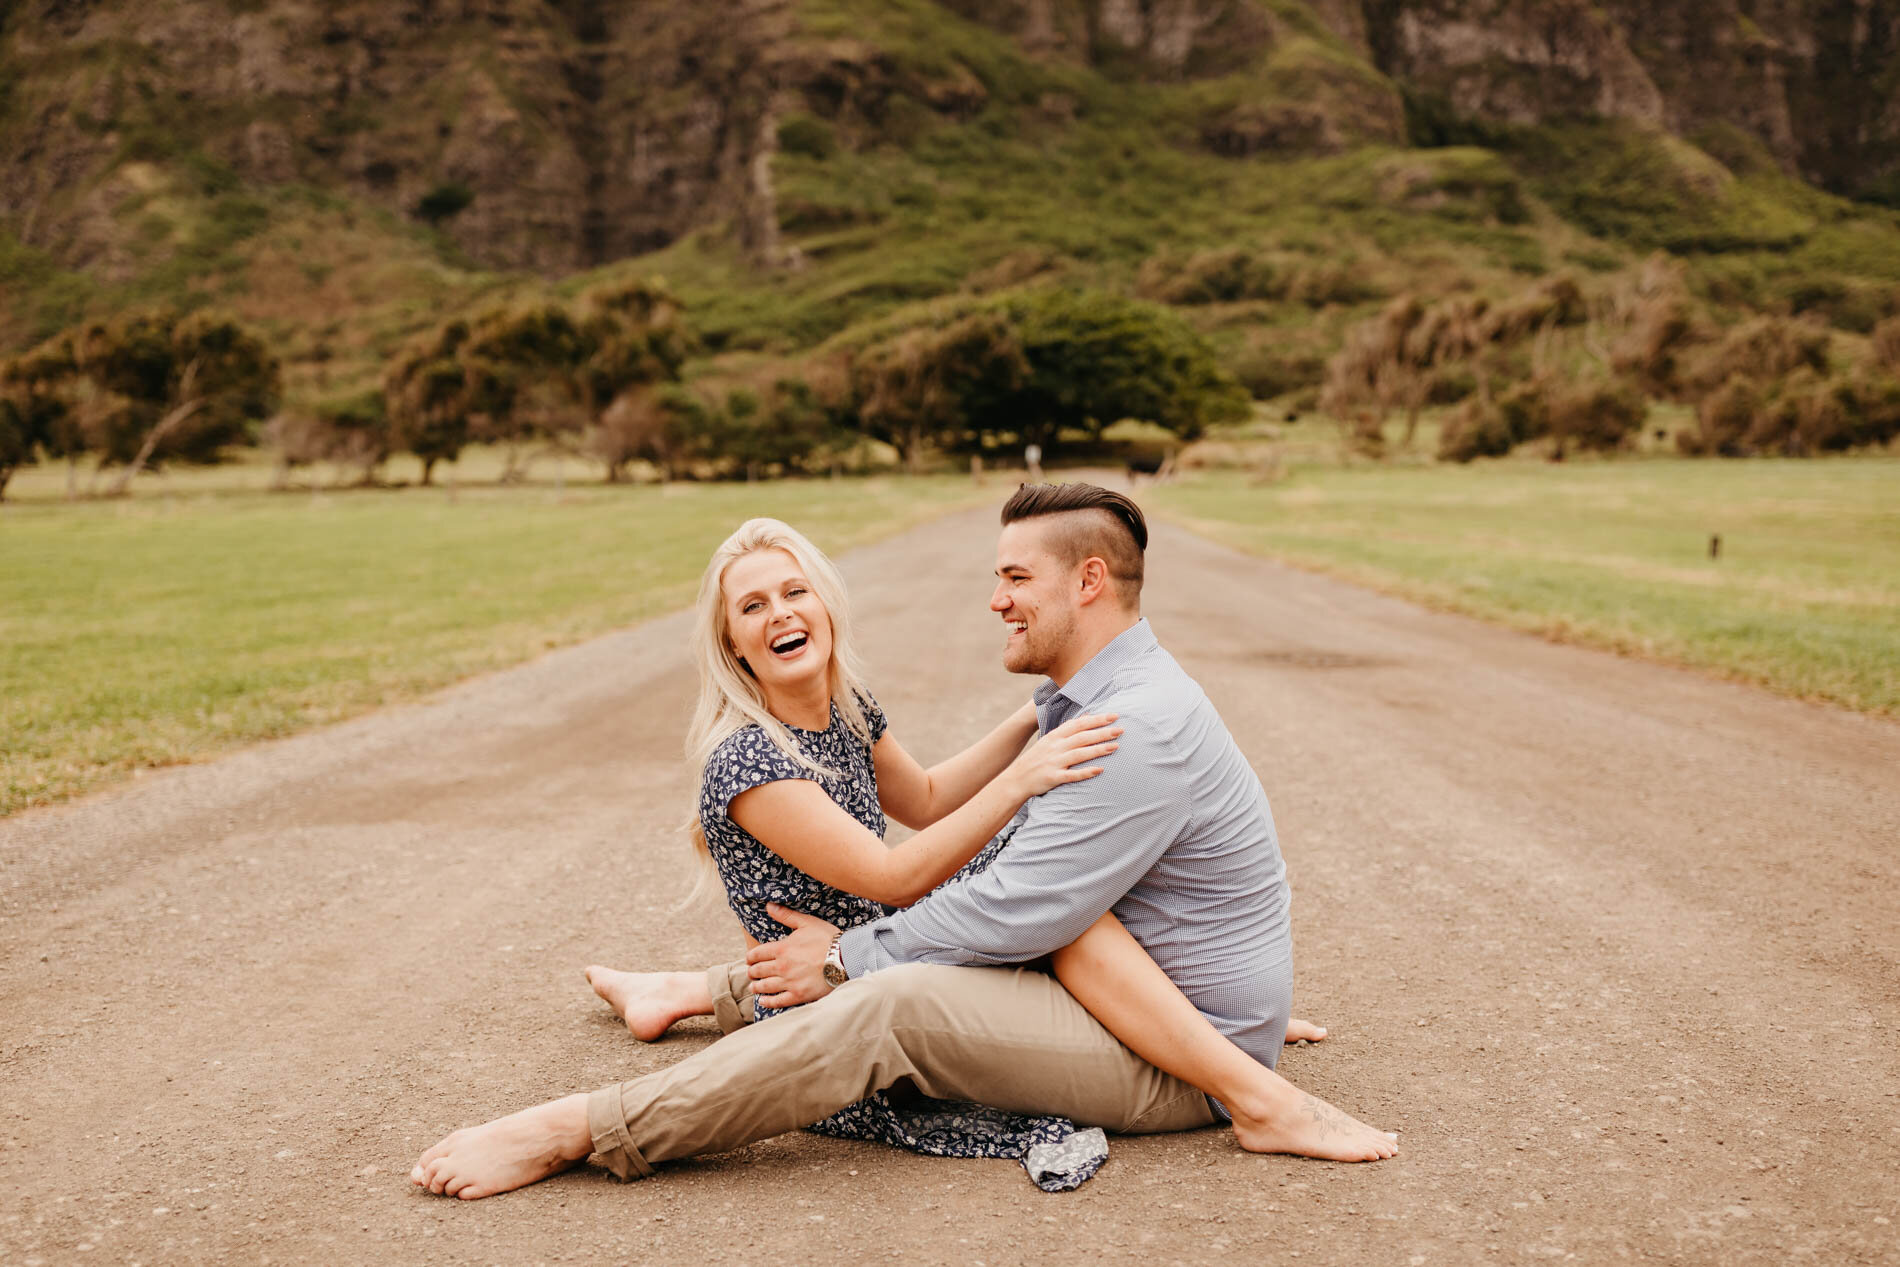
[{"left": 412, "top": 484, "right": 1396, "bottom": 1200}]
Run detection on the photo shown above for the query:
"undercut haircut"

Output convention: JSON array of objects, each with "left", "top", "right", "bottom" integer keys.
[{"left": 1000, "top": 481, "right": 1147, "bottom": 602}]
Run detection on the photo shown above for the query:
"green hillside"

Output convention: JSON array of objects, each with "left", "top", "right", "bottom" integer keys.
[{"left": 3, "top": 0, "right": 1899, "bottom": 432}]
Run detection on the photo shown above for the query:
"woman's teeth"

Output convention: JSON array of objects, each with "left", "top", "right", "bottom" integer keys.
[{"left": 770, "top": 632, "right": 809, "bottom": 654}]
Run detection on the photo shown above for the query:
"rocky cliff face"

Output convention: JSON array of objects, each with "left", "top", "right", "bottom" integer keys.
[
  {"left": 0, "top": 0, "right": 792, "bottom": 275},
  {"left": 1334, "top": 0, "right": 1900, "bottom": 203},
  {"left": 1, "top": 0, "right": 1896, "bottom": 282}
]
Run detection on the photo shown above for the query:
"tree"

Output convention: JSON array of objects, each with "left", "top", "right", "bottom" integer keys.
[
  {"left": 575, "top": 279, "right": 694, "bottom": 480},
  {"left": 462, "top": 302, "right": 595, "bottom": 480},
  {"left": 383, "top": 319, "right": 500, "bottom": 486},
  {"left": 264, "top": 391, "right": 393, "bottom": 487},
  {"left": 989, "top": 289, "right": 1248, "bottom": 453},
  {"left": 0, "top": 342, "right": 78, "bottom": 499},
  {"left": 384, "top": 278, "right": 694, "bottom": 486},
  {"left": 0, "top": 396, "right": 32, "bottom": 501},
  {"left": 0, "top": 310, "right": 279, "bottom": 496},
  {"left": 592, "top": 384, "right": 698, "bottom": 481},
  {"left": 853, "top": 311, "right": 1028, "bottom": 471},
  {"left": 86, "top": 311, "right": 280, "bottom": 494}
]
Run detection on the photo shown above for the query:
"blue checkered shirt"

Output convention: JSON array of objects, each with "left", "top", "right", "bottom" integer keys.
[{"left": 837, "top": 618, "right": 1295, "bottom": 1069}]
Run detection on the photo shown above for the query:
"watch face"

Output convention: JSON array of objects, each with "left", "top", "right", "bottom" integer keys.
[{"left": 823, "top": 963, "right": 847, "bottom": 986}]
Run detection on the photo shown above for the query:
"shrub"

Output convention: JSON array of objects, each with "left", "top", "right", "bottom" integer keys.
[
  {"left": 415, "top": 182, "right": 475, "bottom": 225},
  {"left": 1679, "top": 375, "right": 1761, "bottom": 456},
  {"left": 266, "top": 391, "right": 390, "bottom": 484},
  {"left": 1426, "top": 366, "right": 1477, "bottom": 404},
  {"left": 1230, "top": 340, "right": 1327, "bottom": 399},
  {"left": 1136, "top": 247, "right": 1277, "bottom": 305},
  {"left": 1437, "top": 396, "right": 1516, "bottom": 462},
  {"left": 777, "top": 114, "right": 838, "bottom": 160},
  {"left": 1136, "top": 248, "right": 1382, "bottom": 308},
  {"left": 1847, "top": 373, "right": 1900, "bottom": 449},
  {"left": 1691, "top": 316, "right": 1829, "bottom": 392},
  {"left": 1496, "top": 378, "right": 1553, "bottom": 444},
  {"left": 1548, "top": 379, "right": 1646, "bottom": 454},
  {"left": 1481, "top": 274, "right": 1586, "bottom": 343},
  {"left": 0, "top": 396, "right": 32, "bottom": 499},
  {"left": 1871, "top": 317, "right": 1900, "bottom": 373}
]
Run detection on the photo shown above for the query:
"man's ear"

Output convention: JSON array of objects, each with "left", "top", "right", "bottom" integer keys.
[{"left": 1075, "top": 556, "right": 1112, "bottom": 607}]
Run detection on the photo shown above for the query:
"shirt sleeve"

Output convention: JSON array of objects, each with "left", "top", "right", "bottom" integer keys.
[
  {"left": 838, "top": 708, "right": 1191, "bottom": 977},
  {"left": 857, "top": 690, "right": 888, "bottom": 745},
  {"left": 702, "top": 728, "right": 816, "bottom": 823}
]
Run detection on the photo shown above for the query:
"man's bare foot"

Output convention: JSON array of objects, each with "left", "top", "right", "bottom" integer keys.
[
  {"left": 410, "top": 1094, "right": 593, "bottom": 1200},
  {"left": 1231, "top": 1088, "right": 1400, "bottom": 1162},
  {"left": 1285, "top": 1018, "right": 1328, "bottom": 1043},
  {"left": 585, "top": 966, "right": 712, "bottom": 1041}
]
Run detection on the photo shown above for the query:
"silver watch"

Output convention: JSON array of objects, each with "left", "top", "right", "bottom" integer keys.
[{"left": 822, "top": 933, "right": 848, "bottom": 987}]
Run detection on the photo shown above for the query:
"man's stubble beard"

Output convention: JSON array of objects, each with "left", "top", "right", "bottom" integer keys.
[{"left": 1002, "top": 607, "right": 1077, "bottom": 678}]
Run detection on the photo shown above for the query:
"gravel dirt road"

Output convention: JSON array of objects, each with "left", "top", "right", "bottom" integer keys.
[{"left": 4, "top": 501, "right": 1897, "bottom": 1265}]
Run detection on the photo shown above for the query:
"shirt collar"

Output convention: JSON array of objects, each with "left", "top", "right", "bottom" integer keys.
[{"left": 1032, "top": 618, "right": 1157, "bottom": 713}]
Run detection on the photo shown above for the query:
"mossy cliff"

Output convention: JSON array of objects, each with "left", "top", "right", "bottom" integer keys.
[{"left": 3, "top": 0, "right": 1898, "bottom": 404}]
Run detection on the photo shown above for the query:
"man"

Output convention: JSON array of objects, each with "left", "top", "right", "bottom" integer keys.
[{"left": 413, "top": 483, "right": 1395, "bottom": 1199}]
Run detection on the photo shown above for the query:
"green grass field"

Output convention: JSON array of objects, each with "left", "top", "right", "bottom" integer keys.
[
  {"left": 0, "top": 464, "right": 992, "bottom": 816},
  {"left": 1146, "top": 455, "right": 1900, "bottom": 716}
]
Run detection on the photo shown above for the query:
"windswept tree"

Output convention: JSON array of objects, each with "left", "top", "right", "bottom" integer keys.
[
  {"left": 460, "top": 302, "right": 594, "bottom": 479},
  {"left": 0, "top": 397, "right": 32, "bottom": 501},
  {"left": 382, "top": 319, "right": 510, "bottom": 486},
  {"left": 385, "top": 278, "right": 694, "bottom": 485},
  {"left": 0, "top": 340, "right": 83, "bottom": 498},
  {"left": 576, "top": 278, "right": 694, "bottom": 480},
  {"left": 0, "top": 310, "right": 279, "bottom": 496},
  {"left": 853, "top": 311, "right": 1028, "bottom": 472},
  {"left": 1324, "top": 276, "right": 1588, "bottom": 455}
]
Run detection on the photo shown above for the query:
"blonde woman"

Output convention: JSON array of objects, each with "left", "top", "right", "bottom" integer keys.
[{"left": 568, "top": 517, "right": 1376, "bottom": 1191}]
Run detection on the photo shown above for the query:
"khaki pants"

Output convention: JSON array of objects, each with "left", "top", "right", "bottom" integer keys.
[
  {"left": 706, "top": 960, "right": 755, "bottom": 1037},
  {"left": 587, "top": 962, "right": 1218, "bottom": 1179}
]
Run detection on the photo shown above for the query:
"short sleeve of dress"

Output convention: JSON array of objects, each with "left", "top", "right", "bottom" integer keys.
[
  {"left": 702, "top": 728, "right": 818, "bottom": 821},
  {"left": 858, "top": 691, "right": 888, "bottom": 746}
]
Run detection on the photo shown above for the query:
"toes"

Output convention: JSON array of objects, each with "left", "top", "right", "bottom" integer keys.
[
  {"left": 457, "top": 1185, "right": 489, "bottom": 1201},
  {"left": 410, "top": 1164, "right": 426, "bottom": 1186}
]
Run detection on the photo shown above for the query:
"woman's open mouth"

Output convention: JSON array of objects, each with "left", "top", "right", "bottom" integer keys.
[{"left": 770, "top": 631, "right": 810, "bottom": 658}]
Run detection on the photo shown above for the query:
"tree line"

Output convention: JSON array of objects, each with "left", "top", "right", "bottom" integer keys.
[
  {"left": 1319, "top": 257, "right": 1900, "bottom": 461},
  {"left": 0, "top": 282, "right": 1246, "bottom": 499}
]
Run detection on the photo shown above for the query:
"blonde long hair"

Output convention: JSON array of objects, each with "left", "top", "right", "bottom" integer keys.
[{"left": 685, "top": 518, "right": 876, "bottom": 875}]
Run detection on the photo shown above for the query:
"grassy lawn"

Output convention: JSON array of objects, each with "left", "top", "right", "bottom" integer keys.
[
  {"left": 0, "top": 462, "right": 992, "bottom": 815},
  {"left": 1146, "top": 455, "right": 1900, "bottom": 717}
]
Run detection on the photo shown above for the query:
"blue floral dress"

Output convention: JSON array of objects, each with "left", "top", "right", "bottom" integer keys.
[{"left": 698, "top": 693, "right": 1108, "bottom": 1191}]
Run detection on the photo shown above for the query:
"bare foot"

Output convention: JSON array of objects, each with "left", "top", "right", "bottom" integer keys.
[
  {"left": 1231, "top": 1089, "right": 1400, "bottom": 1162},
  {"left": 410, "top": 1094, "right": 593, "bottom": 1200},
  {"left": 1285, "top": 1018, "right": 1328, "bottom": 1043},
  {"left": 585, "top": 966, "right": 712, "bottom": 1041}
]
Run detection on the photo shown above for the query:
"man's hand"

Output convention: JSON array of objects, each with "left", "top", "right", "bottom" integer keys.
[{"left": 745, "top": 904, "right": 842, "bottom": 1009}]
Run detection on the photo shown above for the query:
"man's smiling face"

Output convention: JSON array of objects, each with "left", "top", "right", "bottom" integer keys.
[{"left": 990, "top": 518, "right": 1080, "bottom": 677}]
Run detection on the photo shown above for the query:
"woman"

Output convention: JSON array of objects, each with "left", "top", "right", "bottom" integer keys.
[{"left": 583, "top": 517, "right": 1393, "bottom": 1185}]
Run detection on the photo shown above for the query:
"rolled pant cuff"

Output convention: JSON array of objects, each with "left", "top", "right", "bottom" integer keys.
[
  {"left": 586, "top": 1084, "right": 654, "bottom": 1181},
  {"left": 708, "top": 961, "right": 750, "bottom": 1036}
]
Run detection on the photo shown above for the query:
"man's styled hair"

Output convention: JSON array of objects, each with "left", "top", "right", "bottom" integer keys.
[{"left": 1000, "top": 482, "right": 1148, "bottom": 601}]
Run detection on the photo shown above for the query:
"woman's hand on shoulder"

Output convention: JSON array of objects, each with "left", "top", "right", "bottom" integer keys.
[{"left": 1006, "top": 712, "right": 1121, "bottom": 801}]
